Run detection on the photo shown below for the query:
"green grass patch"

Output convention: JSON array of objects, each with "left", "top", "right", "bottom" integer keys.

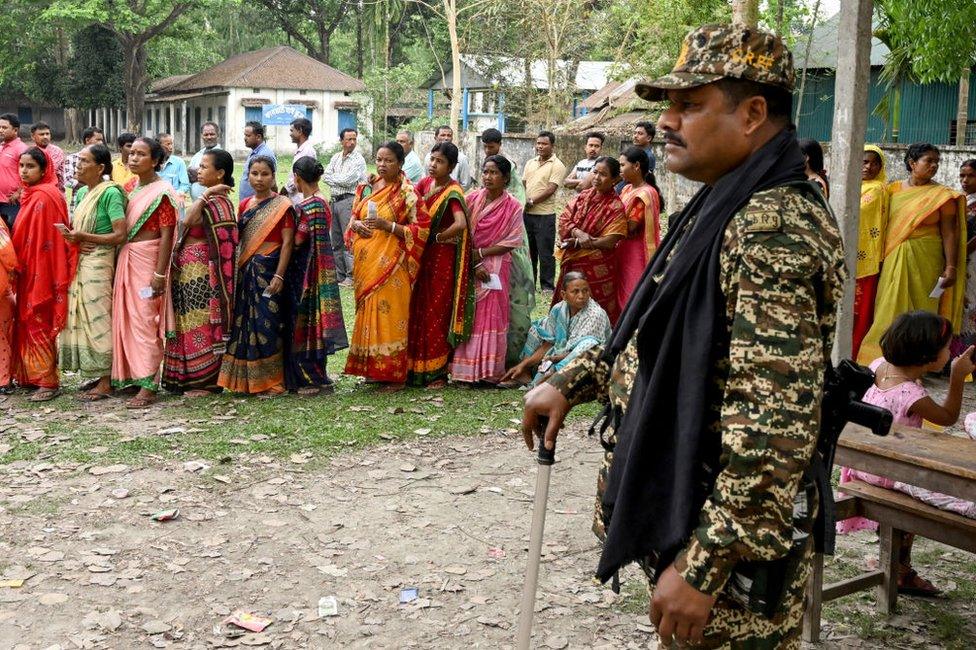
[{"left": 0, "top": 283, "right": 592, "bottom": 467}]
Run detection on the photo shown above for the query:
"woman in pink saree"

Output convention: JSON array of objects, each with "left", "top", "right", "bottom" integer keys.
[
  {"left": 451, "top": 155, "right": 525, "bottom": 384},
  {"left": 616, "top": 146, "right": 663, "bottom": 312},
  {"left": 111, "top": 137, "right": 177, "bottom": 408}
]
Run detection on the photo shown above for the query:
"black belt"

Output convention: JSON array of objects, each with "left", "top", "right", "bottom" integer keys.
[{"left": 332, "top": 193, "right": 354, "bottom": 202}]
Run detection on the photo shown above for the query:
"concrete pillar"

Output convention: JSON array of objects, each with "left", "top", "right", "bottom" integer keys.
[
  {"left": 170, "top": 103, "right": 178, "bottom": 153},
  {"left": 181, "top": 101, "right": 188, "bottom": 154},
  {"left": 827, "top": 0, "right": 873, "bottom": 363},
  {"left": 428, "top": 89, "right": 435, "bottom": 119}
]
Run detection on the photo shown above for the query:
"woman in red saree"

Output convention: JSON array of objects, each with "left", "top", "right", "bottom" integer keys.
[
  {"left": 407, "top": 142, "right": 474, "bottom": 387},
  {"left": 12, "top": 147, "right": 73, "bottom": 401},
  {"left": 163, "top": 149, "right": 238, "bottom": 396},
  {"left": 0, "top": 217, "right": 15, "bottom": 393},
  {"left": 345, "top": 141, "right": 430, "bottom": 391},
  {"left": 554, "top": 156, "right": 627, "bottom": 324},
  {"left": 111, "top": 137, "right": 177, "bottom": 408},
  {"left": 450, "top": 155, "right": 524, "bottom": 384},
  {"left": 616, "top": 146, "right": 663, "bottom": 312}
]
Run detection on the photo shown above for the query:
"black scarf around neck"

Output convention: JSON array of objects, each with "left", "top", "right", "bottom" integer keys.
[{"left": 595, "top": 128, "right": 808, "bottom": 582}]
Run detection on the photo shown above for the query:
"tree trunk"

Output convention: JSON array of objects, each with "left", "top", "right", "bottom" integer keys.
[
  {"left": 776, "top": 0, "right": 786, "bottom": 36},
  {"left": 732, "top": 0, "right": 759, "bottom": 27},
  {"left": 957, "top": 71, "right": 970, "bottom": 146},
  {"left": 121, "top": 37, "right": 149, "bottom": 133},
  {"left": 318, "top": 24, "right": 331, "bottom": 65},
  {"left": 355, "top": 8, "right": 364, "bottom": 78},
  {"left": 444, "top": 0, "right": 462, "bottom": 135},
  {"left": 63, "top": 108, "right": 81, "bottom": 143},
  {"left": 793, "top": 0, "right": 821, "bottom": 129}
]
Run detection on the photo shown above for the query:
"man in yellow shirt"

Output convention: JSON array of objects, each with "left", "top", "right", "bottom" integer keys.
[
  {"left": 111, "top": 132, "right": 138, "bottom": 191},
  {"left": 522, "top": 131, "right": 566, "bottom": 291}
]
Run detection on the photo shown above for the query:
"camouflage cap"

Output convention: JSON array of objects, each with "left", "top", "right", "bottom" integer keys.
[{"left": 636, "top": 23, "right": 796, "bottom": 101}]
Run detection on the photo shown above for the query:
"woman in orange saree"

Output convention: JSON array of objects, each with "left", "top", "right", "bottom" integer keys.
[
  {"left": 0, "top": 217, "right": 14, "bottom": 393},
  {"left": 616, "top": 146, "right": 663, "bottom": 313},
  {"left": 12, "top": 147, "right": 73, "bottom": 401},
  {"left": 111, "top": 137, "right": 177, "bottom": 408},
  {"left": 217, "top": 156, "right": 295, "bottom": 397},
  {"left": 553, "top": 156, "right": 627, "bottom": 324},
  {"left": 344, "top": 141, "right": 430, "bottom": 391},
  {"left": 407, "top": 142, "right": 473, "bottom": 387},
  {"left": 858, "top": 143, "right": 966, "bottom": 365}
]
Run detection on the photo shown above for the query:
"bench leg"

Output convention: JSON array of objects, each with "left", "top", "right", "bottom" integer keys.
[
  {"left": 877, "top": 524, "right": 901, "bottom": 614},
  {"left": 802, "top": 552, "right": 825, "bottom": 643}
]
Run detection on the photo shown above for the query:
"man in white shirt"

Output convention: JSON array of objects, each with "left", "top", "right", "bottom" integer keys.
[
  {"left": 563, "top": 131, "right": 605, "bottom": 192},
  {"left": 188, "top": 122, "right": 222, "bottom": 200},
  {"left": 323, "top": 128, "right": 368, "bottom": 285},
  {"left": 396, "top": 130, "right": 424, "bottom": 184},
  {"left": 424, "top": 125, "right": 471, "bottom": 190},
  {"left": 283, "top": 117, "right": 317, "bottom": 204}
]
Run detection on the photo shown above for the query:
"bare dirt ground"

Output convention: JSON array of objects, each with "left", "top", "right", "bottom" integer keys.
[{"left": 0, "top": 385, "right": 973, "bottom": 649}]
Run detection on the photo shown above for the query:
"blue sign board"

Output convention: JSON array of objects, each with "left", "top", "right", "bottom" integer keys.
[{"left": 261, "top": 104, "right": 308, "bottom": 126}]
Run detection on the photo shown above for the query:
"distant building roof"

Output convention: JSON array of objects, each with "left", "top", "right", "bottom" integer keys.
[
  {"left": 425, "top": 55, "right": 616, "bottom": 92},
  {"left": 151, "top": 46, "right": 366, "bottom": 96},
  {"left": 797, "top": 11, "right": 890, "bottom": 70},
  {"left": 580, "top": 78, "right": 643, "bottom": 111},
  {"left": 151, "top": 75, "right": 194, "bottom": 93}
]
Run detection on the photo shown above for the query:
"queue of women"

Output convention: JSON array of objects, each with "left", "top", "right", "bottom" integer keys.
[
  {"left": 853, "top": 142, "right": 974, "bottom": 364},
  {"left": 0, "top": 132, "right": 662, "bottom": 403}
]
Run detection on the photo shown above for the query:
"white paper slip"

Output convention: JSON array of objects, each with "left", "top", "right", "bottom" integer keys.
[
  {"left": 929, "top": 277, "right": 947, "bottom": 299},
  {"left": 481, "top": 273, "right": 503, "bottom": 291}
]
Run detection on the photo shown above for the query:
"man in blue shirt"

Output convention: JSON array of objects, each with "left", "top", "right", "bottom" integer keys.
[
  {"left": 239, "top": 121, "right": 277, "bottom": 201},
  {"left": 157, "top": 133, "right": 190, "bottom": 209}
]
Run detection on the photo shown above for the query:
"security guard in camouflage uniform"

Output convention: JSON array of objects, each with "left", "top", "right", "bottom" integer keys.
[{"left": 520, "top": 24, "right": 846, "bottom": 648}]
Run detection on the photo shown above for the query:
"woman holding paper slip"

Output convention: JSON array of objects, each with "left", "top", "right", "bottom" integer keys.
[
  {"left": 450, "top": 155, "right": 524, "bottom": 384},
  {"left": 110, "top": 137, "right": 178, "bottom": 408},
  {"left": 406, "top": 142, "right": 474, "bottom": 388},
  {"left": 344, "top": 141, "right": 430, "bottom": 391},
  {"left": 858, "top": 143, "right": 967, "bottom": 365}
]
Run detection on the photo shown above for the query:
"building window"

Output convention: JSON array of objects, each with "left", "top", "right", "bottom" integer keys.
[
  {"left": 252, "top": 88, "right": 260, "bottom": 93},
  {"left": 299, "top": 90, "right": 307, "bottom": 95}
]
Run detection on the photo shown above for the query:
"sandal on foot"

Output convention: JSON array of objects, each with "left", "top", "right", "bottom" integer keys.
[
  {"left": 29, "top": 388, "right": 61, "bottom": 403},
  {"left": 183, "top": 390, "right": 213, "bottom": 398},
  {"left": 898, "top": 567, "right": 942, "bottom": 597},
  {"left": 297, "top": 386, "right": 322, "bottom": 396},
  {"left": 125, "top": 395, "right": 157, "bottom": 409},
  {"left": 376, "top": 383, "right": 405, "bottom": 393}
]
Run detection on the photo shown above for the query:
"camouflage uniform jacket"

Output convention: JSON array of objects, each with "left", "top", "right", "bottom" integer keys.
[{"left": 549, "top": 183, "right": 847, "bottom": 597}]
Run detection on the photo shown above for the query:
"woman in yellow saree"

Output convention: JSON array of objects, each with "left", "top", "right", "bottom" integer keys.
[
  {"left": 852, "top": 145, "right": 888, "bottom": 360},
  {"left": 858, "top": 143, "right": 966, "bottom": 365},
  {"left": 344, "top": 141, "right": 430, "bottom": 391}
]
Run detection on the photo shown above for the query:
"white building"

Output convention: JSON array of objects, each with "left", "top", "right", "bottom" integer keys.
[{"left": 93, "top": 46, "right": 367, "bottom": 156}]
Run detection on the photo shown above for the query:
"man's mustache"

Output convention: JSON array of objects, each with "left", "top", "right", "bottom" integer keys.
[{"left": 662, "top": 131, "right": 686, "bottom": 147}]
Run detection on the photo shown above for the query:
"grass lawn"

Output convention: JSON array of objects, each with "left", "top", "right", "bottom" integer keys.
[{"left": 0, "top": 273, "right": 594, "bottom": 468}]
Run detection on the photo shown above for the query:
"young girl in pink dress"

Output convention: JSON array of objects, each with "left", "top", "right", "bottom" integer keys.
[{"left": 838, "top": 310, "right": 976, "bottom": 596}]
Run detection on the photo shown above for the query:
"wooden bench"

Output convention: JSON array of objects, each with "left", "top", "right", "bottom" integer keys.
[{"left": 802, "top": 422, "right": 976, "bottom": 643}]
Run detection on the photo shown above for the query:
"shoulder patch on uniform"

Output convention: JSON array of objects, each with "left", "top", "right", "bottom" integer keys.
[{"left": 742, "top": 209, "right": 782, "bottom": 233}]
